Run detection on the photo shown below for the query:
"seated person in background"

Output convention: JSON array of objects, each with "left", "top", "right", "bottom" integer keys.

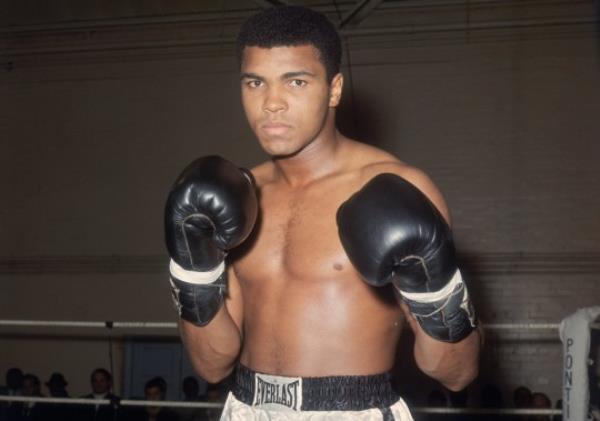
[
  {"left": 510, "top": 385, "right": 533, "bottom": 420},
  {"left": 44, "top": 372, "right": 74, "bottom": 421},
  {"left": 177, "top": 377, "right": 202, "bottom": 421},
  {"left": 0, "top": 368, "right": 23, "bottom": 396},
  {"left": 513, "top": 386, "right": 532, "bottom": 410},
  {"left": 0, "top": 368, "right": 24, "bottom": 421},
  {"left": 129, "top": 377, "right": 179, "bottom": 421},
  {"left": 20, "top": 374, "right": 46, "bottom": 421},
  {"left": 182, "top": 377, "right": 200, "bottom": 402},
  {"left": 201, "top": 383, "right": 226, "bottom": 421},
  {"left": 78, "top": 368, "right": 121, "bottom": 421},
  {"left": 531, "top": 392, "right": 551, "bottom": 421},
  {"left": 45, "top": 373, "right": 69, "bottom": 398}
]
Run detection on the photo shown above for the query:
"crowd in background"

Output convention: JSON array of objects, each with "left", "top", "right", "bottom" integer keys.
[
  {"left": 1, "top": 366, "right": 565, "bottom": 421},
  {"left": 0, "top": 367, "right": 225, "bottom": 421},
  {"left": 420, "top": 384, "right": 560, "bottom": 421}
]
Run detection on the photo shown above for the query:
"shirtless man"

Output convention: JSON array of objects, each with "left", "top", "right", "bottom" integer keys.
[{"left": 165, "top": 6, "right": 481, "bottom": 420}]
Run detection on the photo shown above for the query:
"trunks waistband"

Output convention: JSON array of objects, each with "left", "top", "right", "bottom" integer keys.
[{"left": 232, "top": 364, "right": 399, "bottom": 411}]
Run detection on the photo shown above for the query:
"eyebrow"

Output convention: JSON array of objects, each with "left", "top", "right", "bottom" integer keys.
[
  {"left": 281, "top": 71, "right": 317, "bottom": 79},
  {"left": 240, "top": 70, "right": 317, "bottom": 81},
  {"left": 240, "top": 72, "right": 263, "bottom": 81}
]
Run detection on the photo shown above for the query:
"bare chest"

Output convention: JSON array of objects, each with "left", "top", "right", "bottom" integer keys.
[{"left": 234, "top": 182, "right": 355, "bottom": 281}]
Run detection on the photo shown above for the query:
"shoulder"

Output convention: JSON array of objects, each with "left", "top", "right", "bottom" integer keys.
[{"left": 356, "top": 153, "right": 452, "bottom": 225}]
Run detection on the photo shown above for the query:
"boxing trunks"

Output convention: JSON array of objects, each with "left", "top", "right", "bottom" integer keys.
[{"left": 219, "top": 364, "right": 414, "bottom": 420}]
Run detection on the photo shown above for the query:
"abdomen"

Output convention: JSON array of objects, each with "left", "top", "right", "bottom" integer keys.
[{"left": 238, "top": 271, "right": 404, "bottom": 377}]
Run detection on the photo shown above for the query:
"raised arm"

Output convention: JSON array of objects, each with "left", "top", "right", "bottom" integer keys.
[
  {"left": 397, "top": 168, "right": 480, "bottom": 391},
  {"left": 337, "top": 166, "right": 480, "bottom": 390},
  {"left": 165, "top": 156, "right": 257, "bottom": 382}
]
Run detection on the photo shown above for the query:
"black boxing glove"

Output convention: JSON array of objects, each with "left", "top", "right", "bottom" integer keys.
[
  {"left": 337, "top": 173, "right": 476, "bottom": 342},
  {"left": 165, "top": 156, "right": 258, "bottom": 326}
]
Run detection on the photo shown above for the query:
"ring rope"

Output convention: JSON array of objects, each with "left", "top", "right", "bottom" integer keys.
[
  {"left": 0, "top": 320, "right": 573, "bottom": 330},
  {"left": 0, "top": 320, "right": 178, "bottom": 329},
  {"left": 0, "top": 395, "right": 222, "bottom": 409},
  {"left": 0, "top": 396, "right": 562, "bottom": 414}
]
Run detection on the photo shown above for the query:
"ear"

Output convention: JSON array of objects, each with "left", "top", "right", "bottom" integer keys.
[{"left": 328, "top": 73, "right": 344, "bottom": 107}]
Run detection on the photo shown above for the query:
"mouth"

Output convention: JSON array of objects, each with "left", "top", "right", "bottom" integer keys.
[{"left": 261, "top": 121, "right": 292, "bottom": 136}]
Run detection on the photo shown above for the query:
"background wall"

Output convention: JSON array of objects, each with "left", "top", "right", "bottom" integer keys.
[{"left": 1, "top": 0, "right": 599, "bottom": 406}]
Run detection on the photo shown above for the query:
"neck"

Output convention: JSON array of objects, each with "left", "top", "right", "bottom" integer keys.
[{"left": 272, "top": 119, "right": 347, "bottom": 187}]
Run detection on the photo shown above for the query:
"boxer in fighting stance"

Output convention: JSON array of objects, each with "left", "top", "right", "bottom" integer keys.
[{"left": 165, "top": 6, "right": 480, "bottom": 420}]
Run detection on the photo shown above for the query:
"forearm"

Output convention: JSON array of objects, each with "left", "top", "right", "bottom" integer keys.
[
  {"left": 180, "top": 305, "right": 242, "bottom": 383},
  {"left": 409, "top": 314, "right": 481, "bottom": 391}
]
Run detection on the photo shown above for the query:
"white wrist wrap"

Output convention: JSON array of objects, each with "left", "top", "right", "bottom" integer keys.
[
  {"left": 169, "top": 259, "right": 225, "bottom": 285},
  {"left": 398, "top": 269, "right": 463, "bottom": 303}
]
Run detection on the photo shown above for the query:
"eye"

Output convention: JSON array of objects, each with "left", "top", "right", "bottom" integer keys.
[
  {"left": 289, "top": 79, "right": 307, "bottom": 88},
  {"left": 246, "top": 80, "right": 263, "bottom": 88}
]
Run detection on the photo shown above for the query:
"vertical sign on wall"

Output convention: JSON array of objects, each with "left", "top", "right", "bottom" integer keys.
[{"left": 559, "top": 307, "right": 600, "bottom": 421}]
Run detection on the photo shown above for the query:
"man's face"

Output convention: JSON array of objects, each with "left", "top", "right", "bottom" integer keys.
[
  {"left": 91, "top": 372, "right": 111, "bottom": 395},
  {"left": 145, "top": 386, "right": 163, "bottom": 415},
  {"left": 22, "top": 378, "right": 39, "bottom": 397},
  {"left": 240, "top": 45, "right": 342, "bottom": 158},
  {"left": 145, "top": 385, "right": 164, "bottom": 401}
]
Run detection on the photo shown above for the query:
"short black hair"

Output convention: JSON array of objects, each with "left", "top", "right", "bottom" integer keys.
[
  {"left": 145, "top": 376, "right": 167, "bottom": 394},
  {"left": 23, "top": 374, "right": 40, "bottom": 387},
  {"left": 90, "top": 368, "right": 112, "bottom": 383},
  {"left": 236, "top": 6, "right": 342, "bottom": 81}
]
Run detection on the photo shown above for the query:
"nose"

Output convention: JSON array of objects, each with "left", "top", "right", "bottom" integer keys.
[{"left": 263, "top": 87, "right": 287, "bottom": 113}]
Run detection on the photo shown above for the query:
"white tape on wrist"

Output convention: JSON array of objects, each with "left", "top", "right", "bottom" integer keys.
[
  {"left": 399, "top": 269, "right": 463, "bottom": 303},
  {"left": 169, "top": 259, "right": 225, "bottom": 285}
]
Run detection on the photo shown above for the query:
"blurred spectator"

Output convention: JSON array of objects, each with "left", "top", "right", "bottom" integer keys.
[
  {"left": 182, "top": 377, "right": 200, "bottom": 402},
  {"left": 20, "top": 374, "right": 45, "bottom": 421},
  {"left": 531, "top": 392, "right": 551, "bottom": 421},
  {"left": 514, "top": 386, "right": 533, "bottom": 409},
  {"left": 129, "top": 377, "right": 179, "bottom": 421},
  {"left": 200, "top": 383, "right": 225, "bottom": 421},
  {"left": 78, "top": 368, "right": 121, "bottom": 421},
  {"left": 0, "top": 368, "right": 23, "bottom": 421},
  {"left": 45, "top": 373, "right": 69, "bottom": 398},
  {"left": 511, "top": 386, "right": 533, "bottom": 421},
  {"left": 178, "top": 377, "right": 202, "bottom": 421},
  {"left": 0, "top": 368, "right": 23, "bottom": 396},
  {"left": 44, "top": 372, "right": 74, "bottom": 421}
]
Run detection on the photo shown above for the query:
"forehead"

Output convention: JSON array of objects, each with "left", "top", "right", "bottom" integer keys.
[{"left": 241, "top": 45, "right": 325, "bottom": 76}]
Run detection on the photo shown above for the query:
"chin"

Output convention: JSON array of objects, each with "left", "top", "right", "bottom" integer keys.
[{"left": 260, "top": 140, "right": 302, "bottom": 159}]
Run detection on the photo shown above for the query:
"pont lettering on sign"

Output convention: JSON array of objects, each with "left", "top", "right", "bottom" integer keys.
[
  {"left": 564, "top": 337, "right": 574, "bottom": 418},
  {"left": 253, "top": 373, "right": 303, "bottom": 411}
]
